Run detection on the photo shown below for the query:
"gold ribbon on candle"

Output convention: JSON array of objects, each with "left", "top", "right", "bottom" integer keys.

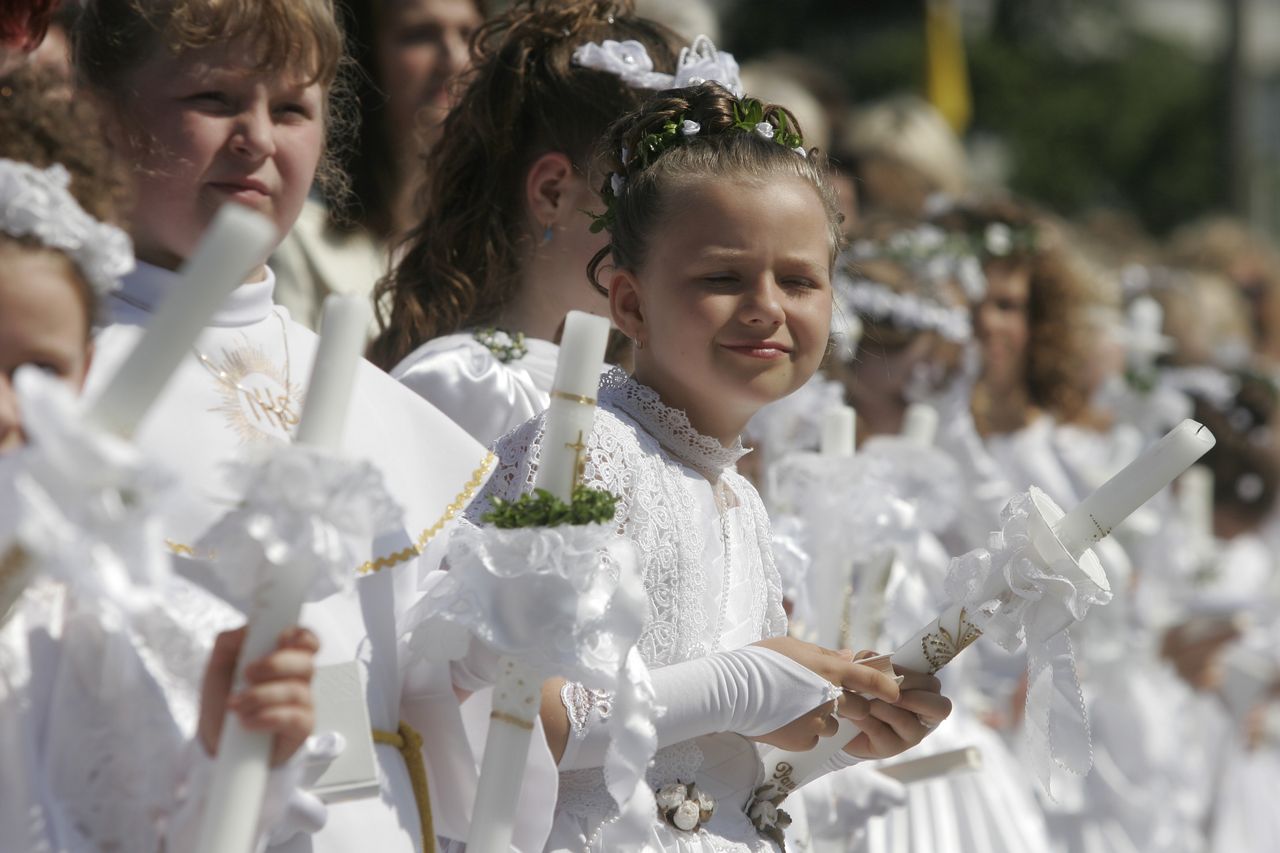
[
  {"left": 373, "top": 721, "right": 436, "bottom": 853},
  {"left": 550, "top": 389, "right": 597, "bottom": 406}
]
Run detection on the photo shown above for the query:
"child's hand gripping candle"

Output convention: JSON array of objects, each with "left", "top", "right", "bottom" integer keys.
[
  {"left": 86, "top": 204, "right": 278, "bottom": 438},
  {"left": 193, "top": 295, "right": 399, "bottom": 853},
  {"left": 760, "top": 418, "right": 1216, "bottom": 798},
  {"left": 468, "top": 310, "right": 614, "bottom": 853}
]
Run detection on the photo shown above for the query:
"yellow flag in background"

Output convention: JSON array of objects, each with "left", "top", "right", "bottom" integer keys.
[{"left": 925, "top": 0, "right": 972, "bottom": 134}]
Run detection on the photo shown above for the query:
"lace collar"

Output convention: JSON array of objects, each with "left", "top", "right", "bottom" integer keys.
[
  {"left": 599, "top": 367, "right": 749, "bottom": 474},
  {"left": 111, "top": 261, "right": 276, "bottom": 328}
]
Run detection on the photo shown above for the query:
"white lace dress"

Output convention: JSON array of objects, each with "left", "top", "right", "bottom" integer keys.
[
  {"left": 392, "top": 332, "right": 559, "bottom": 448},
  {"left": 468, "top": 369, "right": 790, "bottom": 852}
]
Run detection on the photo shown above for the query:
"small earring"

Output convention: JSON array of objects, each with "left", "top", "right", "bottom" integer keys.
[
  {"left": 634, "top": 337, "right": 645, "bottom": 350},
  {"left": 541, "top": 223, "right": 554, "bottom": 245}
]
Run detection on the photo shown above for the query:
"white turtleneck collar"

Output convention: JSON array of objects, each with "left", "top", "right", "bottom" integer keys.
[{"left": 110, "top": 260, "right": 278, "bottom": 327}]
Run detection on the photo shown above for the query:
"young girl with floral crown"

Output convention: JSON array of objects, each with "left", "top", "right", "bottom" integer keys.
[
  {"left": 69, "top": 2, "right": 529, "bottom": 850},
  {"left": 466, "top": 83, "right": 953, "bottom": 852},
  {"left": 370, "top": 0, "right": 685, "bottom": 446},
  {"left": 0, "top": 71, "right": 319, "bottom": 852}
]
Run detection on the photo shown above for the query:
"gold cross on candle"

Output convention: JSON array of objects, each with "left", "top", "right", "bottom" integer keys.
[{"left": 564, "top": 430, "right": 588, "bottom": 487}]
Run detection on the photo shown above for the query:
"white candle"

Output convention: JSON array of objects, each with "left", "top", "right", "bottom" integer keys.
[
  {"left": 844, "top": 550, "right": 896, "bottom": 652},
  {"left": 470, "top": 311, "right": 610, "bottom": 853},
  {"left": 901, "top": 402, "right": 939, "bottom": 447},
  {"left": 1178, "top": 465, "right": 1214, "bottom": 544},
  {"left": 820, "top": 405, "right": 856, "bottom": 457},
  {"left": 533, "top": 311, "right": 611, "bottom": 501},
  {"left": 1054, "top": 419, "right": 1215, "bottom": 557},
  {"left": 195, "top": 295, "right": 370, "bottom": 853},
  {"left": 879, "top": 746, "right": 983, "bottom": 784},
  {"left": 87, "top": 204, "right": 277, "bottom": 438}
]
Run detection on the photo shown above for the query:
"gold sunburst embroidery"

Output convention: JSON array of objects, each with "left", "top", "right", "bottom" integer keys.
[
  {"left": 920, "top": 607, "right": 983, "bottom": 674},
  {"left": 202, "top": 338, "right": 304, "bottom": 445}
]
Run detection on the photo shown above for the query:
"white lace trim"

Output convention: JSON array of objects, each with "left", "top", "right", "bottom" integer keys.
[{"left": 599, "top": 369, "right": 749, "bottom": 475}]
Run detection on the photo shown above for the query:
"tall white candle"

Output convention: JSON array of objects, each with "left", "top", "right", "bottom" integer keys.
[
  {"left": 195, "top": 295, "right": 370, "bottom": 853},
  {"left": 1054, "top": 419, "right": 1215, "bottom": 557},
  {"left": 761, "top": 421, "right": 1214, "bottom": 796},
  {"left": 533, "top": 311, "right": 611, "bottom": 501},
  {"left": 87, "top": 204, "right": 277, "bottom": 438},
  {"left": 901, "top": 402, "right": 939, "bottom": 446},
  {"left": 820, "top": 405, "right": 856, "bottom": 457},
  {"left": 470, "top": 310, "right": 610, "bottom": 853}
]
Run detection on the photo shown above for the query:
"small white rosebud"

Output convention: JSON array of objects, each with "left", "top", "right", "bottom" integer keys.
[
  {"left": 620, "top": 145, "right": 630, "bottom": 164},
  {"left": 754, "top": 121, "right": 775, "bottom": 140},
  {"left": 985, "top": 222, "right": 1013, "bottom": 256},
  {"left": 793, "top": 146, "right": 807, "bottom": 157},
  {"left": 672, "top": 800, "right": 701, "bottom": 831},
  {"left": 610, "top": 173, "right": 626, "bottom": 196},
  {"left": 655, "top": 783, "right": 687, "bottom": 811},
  {"left": 681, "top": 119, "right": 701, "bottom": 137},
  {"left": 750, "top": 799, "right": 778, "bottom": 828}
]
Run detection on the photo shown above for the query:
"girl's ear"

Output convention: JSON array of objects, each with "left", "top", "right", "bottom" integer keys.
[
  {"left": 609, "top": 267, "right": 646, "bottom": 346},
  {"left": 524, "top": 151, "right": 576, "bottom": 231}
]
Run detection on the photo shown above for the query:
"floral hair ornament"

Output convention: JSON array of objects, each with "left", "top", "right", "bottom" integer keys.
[
  {"left": 0, "top": 158, "right": 134, "bottom": 296},
  {"left": 834, "top": 272, "right": 973, "bottom": 345},
  {"left": 573, "top": 34, "right": 744, "bottom": 97},
  {"left": 849, "top": 223, "right": 987, "bottom": 302},
  {"left": 587, "top": 96, "right": 807, "bottom": 235}
]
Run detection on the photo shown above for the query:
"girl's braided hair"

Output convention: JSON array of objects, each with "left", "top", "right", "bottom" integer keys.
[{"left": 586, "top": 82, "right": 844, "bottom": 294}]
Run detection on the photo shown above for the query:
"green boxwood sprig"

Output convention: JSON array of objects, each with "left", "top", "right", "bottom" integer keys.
[{"left": 481, "top": 486, "right": 620, "bottom": 529}]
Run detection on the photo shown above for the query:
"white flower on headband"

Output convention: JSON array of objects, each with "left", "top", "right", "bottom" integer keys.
[
  {"left": 793, "top": 146, "right": 807, "bottom": 157},
  {"left": 574, "top": 34, "right": 744, "bottom": 98},
  {"left": 610, "top": 173, "right": 626, "bottom": 196},
  {"left": 753, "top": 122, "right": 775, "bottom": 140},
  {"left": 0, "top": 158, "right": 133, "bottom": 296},
  {"left": 834, "top": 273, "right": 973, "bottom": 345},
  {"left": 681, "top": 119, "right": 701, "bottom": 137},
  {"left": 572, "top": 39, "right": 671, "bottom": 90}
]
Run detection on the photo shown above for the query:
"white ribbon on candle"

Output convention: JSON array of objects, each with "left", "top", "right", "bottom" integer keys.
[
  {"left": 406, "top": 520, "right": 657, "bottom": 837},
  {"left": 944, "top": 487, "right": 1111, "bottom": 793}
]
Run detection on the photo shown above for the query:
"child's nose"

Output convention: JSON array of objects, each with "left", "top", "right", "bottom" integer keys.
[{"left": 741, "top": 279, "right": 785, "bottom": 327}]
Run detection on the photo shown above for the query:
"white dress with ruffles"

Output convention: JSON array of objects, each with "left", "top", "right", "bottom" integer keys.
[{"left": 468, "top": 369, "right": 791, "bottom": 852}]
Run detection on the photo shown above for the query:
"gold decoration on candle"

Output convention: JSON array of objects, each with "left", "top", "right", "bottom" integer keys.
[
  {"left": 920, "top": 607, "right": 983, "bottom": 674},
  {"left": 550, "top": 389, "right": 597, "bottom": 406},
  {"left": 564, "top": 430, "right": 589, "bottom": 487}
]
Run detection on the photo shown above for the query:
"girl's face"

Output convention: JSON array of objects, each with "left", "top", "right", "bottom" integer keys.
[
  {"left": 120, "top": 41, "right": 326, "bottom": 272},
  {"left": 0, "top": 250, "right": 92, "bottom": 453},
  {"left": 974, "top": 259, "right": 1031, "bottom": 395},
  {"left": 613, "top": 175, "right": 833, "bottom": 442},
  {"left": 375, "top": 0, "right": 482, "bottom": 142}
]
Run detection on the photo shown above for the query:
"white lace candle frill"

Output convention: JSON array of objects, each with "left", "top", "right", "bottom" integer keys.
[
  {"left": 6, "top": 367, "right": 174, "bottom": 619},
  {"left": 195, "top": 444, "right": 403, "bottom": 609},
  {"left": 944, "top": 487, "right": 1113, "bottom": 795},
  {"left": 405, "top": 520, "right": 658, "bottom": 842}
]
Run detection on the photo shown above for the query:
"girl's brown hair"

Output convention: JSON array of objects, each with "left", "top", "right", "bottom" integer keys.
[
  {"left": 586, "top": 82, "right": 843, "bottom": 293},
  {"left": 70, "top": 0, "right": 354, "bottom": 202},
  {"left": 368, "top": 0, "right": 681, "bottom": 371},
  {"left": 0, "top": 68, "right": 130, "bottom": 331},
  {"left": 935, "top": 198, "right": 1101, "bottom": 428}
]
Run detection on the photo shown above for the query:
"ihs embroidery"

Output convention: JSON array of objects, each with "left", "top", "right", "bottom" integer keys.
[{"left": 199, "top": 336, "right": 303, "bottom": 443}]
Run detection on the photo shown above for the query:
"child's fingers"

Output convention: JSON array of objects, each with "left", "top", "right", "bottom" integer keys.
[
  {"left": 238, "top": 703, "right": 315, "bottom": 735},
  {"left": 865, "top": 699, "right": 933, "bottom": 746},
  {"left": 230, "top": 680, "right": 313, "bottom": 716},
  {"left": 276, "top": 626, "right": 320, "bottom": 654},
  {"left": 893, "top": 668, "right": 942, "bottom": 694},
  {"left": 837, "top": 691, "right": 871, "bottom": 721},
  {"left": 837, "top": 662, "right": 901, "bottom": 703},
  {"left": 890, "top": 688, "right": 952, "bottom": 724},
  {"left": 242, "top": 648, "right": 317, "bottom": 685}
]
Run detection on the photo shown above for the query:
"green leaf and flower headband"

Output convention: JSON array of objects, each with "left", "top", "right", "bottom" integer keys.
[{"left": 588, "top": 95, "right": 810, "bottom": 235}]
